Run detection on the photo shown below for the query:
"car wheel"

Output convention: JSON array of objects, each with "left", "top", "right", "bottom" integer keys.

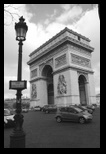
[
  {"left": 90, "top": 111, "right": 93, "bottom": 114},
  {"left": 56, "top": 117, "right": 62, "bottom": 123},
  {"left": 79, "top": 117, "right": 85, "bottom": 124}
]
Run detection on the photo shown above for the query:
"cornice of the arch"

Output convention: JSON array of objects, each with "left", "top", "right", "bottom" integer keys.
[{"left": 28, "top": 43, "right": 68, "bottom": 68}]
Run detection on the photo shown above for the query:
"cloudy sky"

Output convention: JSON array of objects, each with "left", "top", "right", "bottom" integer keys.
[{"left": 4, "top": 4, "right": 100, "bottom": 99}]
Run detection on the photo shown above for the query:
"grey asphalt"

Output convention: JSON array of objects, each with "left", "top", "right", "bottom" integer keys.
[{"left": 4, "top": 108, "right": 100, "bottom": 148}]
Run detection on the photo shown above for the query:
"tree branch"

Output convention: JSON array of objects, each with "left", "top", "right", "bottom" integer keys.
[{"left": 4, "top": 4, "right": 21, "bottom": 26}]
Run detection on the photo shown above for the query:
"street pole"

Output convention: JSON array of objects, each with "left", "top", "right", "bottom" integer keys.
[
  {"left": 10, "top": 40, "right": 26, "bottom": 148},
  {"left": 9, "top": 16, "right": 28, "bottom": 148}
]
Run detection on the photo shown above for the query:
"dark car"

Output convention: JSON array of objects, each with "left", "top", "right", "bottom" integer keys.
[
  {"left": 4, "top": 109, "right": 15, "bottom": 128},
  {"left": 55, "top": 106, "right": 93, "bottom": 124},
  {"left": 41, "top": 105, "right": 48, "bottom": 112},
  {"left": 42, "top": 104, "right": 57, "bottom": 113},
  {"left": 86, "top": 105, "right": 95, "bottom": 111},
  {"left": 74, "top": 105, "right": 93, "bottom": 114}
]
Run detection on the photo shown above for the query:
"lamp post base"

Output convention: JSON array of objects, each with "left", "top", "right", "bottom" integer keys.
[{"left": 10, "top": 130, "right": 26, "bottom": 148}]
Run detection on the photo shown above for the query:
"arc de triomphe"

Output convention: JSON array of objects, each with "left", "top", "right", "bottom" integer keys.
[{"left": 27, "top": 27, "right": 96, "bottom": 107}]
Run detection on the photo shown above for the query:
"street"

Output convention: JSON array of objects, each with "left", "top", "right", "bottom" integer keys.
[{"left": 4, "top": 108, "right": 100, "bottom": 148}]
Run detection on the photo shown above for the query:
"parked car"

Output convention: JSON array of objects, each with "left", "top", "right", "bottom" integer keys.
[
  {"left": 92, "top": 104, "right": 98, "bottom": 108},
  {"left": 42, "top": 104, "right": 57, "bottom": 113},
  {"left": 34, "top": 106, "right": 41, "bottom": 111},
  {"left": 41, "top": 105, "right": 48, "bottom": 112},
  {"left": 55, "top": 106, "right": 93, "bottom": 124},
  {"left": 86, "top": 105, "right": 95, "bottom": 111},
  {"left": 74, "top": 105, "right": 93, "bottom": 114},
  {"left": 4, "top": 109, "right": 15, "bottom": 128},
  {"left": 22, "top": 108, "right": 28, "bottom": 113}
]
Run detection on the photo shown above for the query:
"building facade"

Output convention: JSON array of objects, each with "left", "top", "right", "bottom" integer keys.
[{"left": 27, "top": 27, "right": 96, "bottom": 107}]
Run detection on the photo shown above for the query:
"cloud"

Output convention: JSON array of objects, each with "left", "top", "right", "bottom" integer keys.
[
  {"left": 56, "top": 5, "right": 82, "bottom": 24},
  {"left": 60, "top": 4, "right": 71, "bottom": 11},
  {"left": 69, "top": 6, "right": 100, "bottom": 65},
  {"left": 4, "top": 4, "right": 31, "bottom": 25},
  {"left": 74, "top": 6, "right": 99, "bottom": 37},
  {"left": 44, "top": 9, "right": 57, "bottom": 25},
  {"left": 4, "top": 4, "right": 100, "bottom": 98}
]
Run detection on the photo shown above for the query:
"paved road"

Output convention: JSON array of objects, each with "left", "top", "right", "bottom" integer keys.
[{"left": 4, "top": 108, "right": 100, "bottom": 148}]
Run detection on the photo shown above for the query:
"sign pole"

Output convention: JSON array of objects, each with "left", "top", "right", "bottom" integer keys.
[{"left": 10, "top": 40, "right": 26, "bottom": 148}]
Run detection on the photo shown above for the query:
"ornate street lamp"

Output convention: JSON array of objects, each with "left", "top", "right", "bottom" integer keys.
[
  {"left": 15, "top": 16, "right": 28, "bottom": 41},
  {"left": 10, "top": 16, "right": 28, "bottom": 148}
]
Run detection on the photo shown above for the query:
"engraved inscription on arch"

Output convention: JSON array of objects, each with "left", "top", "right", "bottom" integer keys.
[{"left": 55, "top": 54, "right": 67, "bottom": 68}]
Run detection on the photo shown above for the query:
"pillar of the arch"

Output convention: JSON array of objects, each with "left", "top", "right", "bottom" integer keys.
[
  {"left": 53, "top": 69, "right": 80, "bottom": 106},
  {"left": 69, "top": 69, "right": 80, "bottom": 105},
  {"left": 84, "top": 81, "right": 90, "bottom": 105},
  {"left": 30, "top": 79, "right": 48, "bottom": 108},
  {"left": 53, "top": 70, "right": 71, "bottom": 106},
  {"left": 88, "top": 74, "right": 96, "bottom": 105},
  {"left": 38, "top": 79, "right": 48, "bottom": 106}
]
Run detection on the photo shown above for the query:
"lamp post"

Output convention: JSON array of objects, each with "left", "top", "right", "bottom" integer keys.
[{"left": 10, "top": 16, "right": 28, "bottom": 148}]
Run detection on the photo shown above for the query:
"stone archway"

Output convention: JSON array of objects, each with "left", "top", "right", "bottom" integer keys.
[
  {"left": 78, "top": 75, "right": 87, "bottom": 105},
  {"left": 42, "top": 65, "right": 54, "bottom": 105}
]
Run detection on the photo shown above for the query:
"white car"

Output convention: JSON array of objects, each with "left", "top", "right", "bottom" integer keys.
[
  {"left": 22, "top": 108, "right": 28, "bottom": 113},
  {"left": 34, "top": 106, "right": 41, "bottom": 111},
  {"left": 4, "top": 109, "right": 15, "bottom": 128}
]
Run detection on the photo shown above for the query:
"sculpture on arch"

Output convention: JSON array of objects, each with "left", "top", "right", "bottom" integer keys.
[
  {"left": 31, "top": 83, "right": 37, "bottom": 99},
  {"left": 57, "top": 75, "right": 67, "bottom": 95}
]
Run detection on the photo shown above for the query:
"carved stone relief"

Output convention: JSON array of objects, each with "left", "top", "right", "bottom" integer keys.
[
  {"left": 31, "top": 83, "right": 37, "bottom": 99},
  {"left": 31, "top": 68, "right": 37, "bottom": 78},
  {"left": 71, "top": 54, "right": 91, "bottom": 68},
  {"left": 55, "top": 54, "right": 67, "bottom": 68},
  {"left": 57, "top": 75, "right": 67, "bottom": 95}
]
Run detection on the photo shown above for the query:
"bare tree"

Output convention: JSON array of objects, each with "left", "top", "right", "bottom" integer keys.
[{"left": 4, "top": 4, "right": 20, "bottom": 25}]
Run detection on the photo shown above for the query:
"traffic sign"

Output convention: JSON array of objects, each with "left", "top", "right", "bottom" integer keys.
[{"left": 9, "top": 80, "right": 27, "bottom": 90}]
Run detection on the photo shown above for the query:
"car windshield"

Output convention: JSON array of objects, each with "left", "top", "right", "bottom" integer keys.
[
  {"left": 4, "top": 109, "right": 11, "bottom": 116},
  {"left": 74, "top": 107, "right": 83, "bottom": 113},
  {"left": 82, "top": 106, "right": 87, "bottom": 109}
]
